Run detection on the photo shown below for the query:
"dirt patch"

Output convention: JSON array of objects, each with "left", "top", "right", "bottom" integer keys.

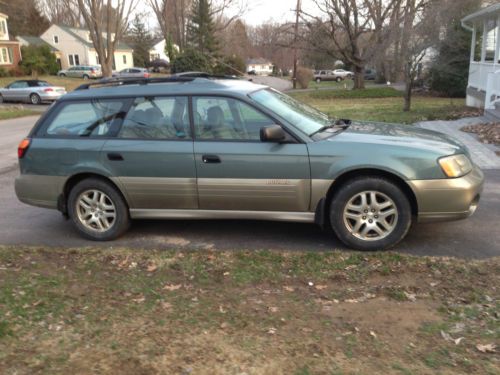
[
  {"left": 462, "top": 123, "right": 500, "bottom": 146},
  {"left": 0, "top": 247, "right": 498, "bottom": 375}
]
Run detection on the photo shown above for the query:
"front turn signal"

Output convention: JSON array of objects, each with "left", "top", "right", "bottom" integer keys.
[{"left": 18, "top": 138, "right": 31, "bottom": 159}]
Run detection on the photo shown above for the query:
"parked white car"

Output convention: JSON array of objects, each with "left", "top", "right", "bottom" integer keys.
[
  {"left": 0, "top": 80, "right": 66, "bottom": 105},
  {"left": 332, "top": 69, "right": 354, "bottom": 80}
]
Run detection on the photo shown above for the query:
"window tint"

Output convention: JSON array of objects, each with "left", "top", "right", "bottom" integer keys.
[
  {"left": 9, "top": 81, "right": 28, "bottom": 89},
  {"left": 193, "top": 97, "right": 274, "bottom": 141},
  {"left": 45, "top": 100, "right": 124, "bottom": 137},
  {"left": 119, "top": 97, "right": 190, "bottom": 139}
]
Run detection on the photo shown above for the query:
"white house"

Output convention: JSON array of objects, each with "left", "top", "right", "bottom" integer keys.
[
  {"left": 149, "top": 38, "right": 170, "bottom": 62},
  {"left": 246, "top": 58, "right": 273, "bottom": 76},
  {"left": 40, "top": 24, "right": 134, "bottom": 71},
  {"left": 462, "top": 3, "right": 500, "bottom": 119}
]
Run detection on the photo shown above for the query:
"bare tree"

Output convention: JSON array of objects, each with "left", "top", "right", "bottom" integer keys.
[
  {"left": 148, "top": 0, "right": 244, "bottom": 55},
  {"left": 38, "top": 0, "right": 82, "bottom": 27},
  {"left": 76, "top": 0, "right": 137, "bottom": 77},
  {"left": 148, "top": 0, "right": 191, "bottom": 54},
  {"left": 301, "top": 0, "right": 402, "bottom": 89}
]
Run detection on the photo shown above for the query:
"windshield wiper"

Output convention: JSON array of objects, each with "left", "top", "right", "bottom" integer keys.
[{"left": 309, "top": 118, "right": 352, "bottom": 137}]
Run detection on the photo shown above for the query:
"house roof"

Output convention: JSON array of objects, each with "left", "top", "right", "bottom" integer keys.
[
  {"left": 246, "top": 58, "right": 272, "bottom": 65},
  {"left": 56, "top": 24, "right": 132, "bottom": 51},
  {"left": 17, "top": 36, "right": 59, "bottom": 52},
  {"left": 462, "top": 3, "right": 500, "bottom": 24}
]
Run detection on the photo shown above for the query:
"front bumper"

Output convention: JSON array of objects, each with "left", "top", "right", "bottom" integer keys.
[{"left": 408, "top": 165, "right": 484, "bottom": 223}]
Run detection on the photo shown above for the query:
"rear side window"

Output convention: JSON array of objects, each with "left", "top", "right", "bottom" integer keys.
[
  {"left": 119, "top": 96, "right": 190, "bottom": 139},
  {"left": 45, "top": 100, "right": 125, "bottom": 137}
]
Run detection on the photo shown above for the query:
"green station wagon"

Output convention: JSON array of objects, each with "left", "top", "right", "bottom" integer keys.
[{"left": 15, "top": 76, "right": 484, "bottom": 250}]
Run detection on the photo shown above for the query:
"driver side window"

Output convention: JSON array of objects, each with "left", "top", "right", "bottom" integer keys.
[{"left": 193, "top": 96, "right": 274, "bottom": 141}]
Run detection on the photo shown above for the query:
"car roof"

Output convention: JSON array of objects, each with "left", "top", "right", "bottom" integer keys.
[{"left": 61, "top": 78, "right": 268, "bottom": 101}]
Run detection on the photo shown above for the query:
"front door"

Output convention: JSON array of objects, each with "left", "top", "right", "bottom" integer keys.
[
  {"left": 5, "top": 81, "right": 29, "bottom": 101},
  {"left": 102, "top": 96, "right": 197, "bottom": 210},
  {"left": 192, "top": 96, "right": 310, "bottom": 212}
]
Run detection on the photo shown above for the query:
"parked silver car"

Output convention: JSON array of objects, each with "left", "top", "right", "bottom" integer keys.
[
  {"left": 0, "top": 80, "right": 66, "bottom": 105},
  {"left": 58, "top": 65, "right": 102, "bottom": 80},
  {"left": 113, "top": 67, "right": 151, "bottom": 78}
]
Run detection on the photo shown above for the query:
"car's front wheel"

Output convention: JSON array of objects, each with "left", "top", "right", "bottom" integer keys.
[
  {"left": 68, "top": 178, "right": 130, "bottom": 241},
  {"left": 329, "top": 177, "right": 412, "bottom": 251},
  {"left": 315, "top": 78, "right": 321, "bottom": 83},
  {"left": 335, "top": 77, "right": 342, "bottom": 82}
]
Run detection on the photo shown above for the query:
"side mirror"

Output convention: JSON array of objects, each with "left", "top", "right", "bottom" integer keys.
[{"left": 260, "top": 125, "right": 286, "bottom": 143}]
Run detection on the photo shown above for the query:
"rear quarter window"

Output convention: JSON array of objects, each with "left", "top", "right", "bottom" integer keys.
[{"left": 43, "top": 100, "right": 126, "bottom": 137}]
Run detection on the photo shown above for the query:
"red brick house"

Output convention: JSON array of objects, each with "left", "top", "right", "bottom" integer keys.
[{"left": 0, "top": 12, "right": 21, "bottom": 71}]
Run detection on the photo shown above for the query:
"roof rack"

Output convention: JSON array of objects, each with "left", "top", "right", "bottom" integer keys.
[
  {"left": 75, "top": 72, "right": 242, "bottom": 91},
  {"left": 75, "top": 76, "right": 195, "bottom": 91}
]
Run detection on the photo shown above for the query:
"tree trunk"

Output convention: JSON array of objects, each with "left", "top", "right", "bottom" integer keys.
[
  {"left": 353, "top": 65, "right": 365, "bottom": 89},
  {"left": 403, "top": 63, "right": 412, "bottom": 112}
]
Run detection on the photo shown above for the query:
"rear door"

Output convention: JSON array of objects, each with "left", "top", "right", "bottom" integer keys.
[
  {"left": 101, "top": 95, "right": 197, "bottom": 210},
  {"left": 192, "top": 96, "right": 310, "bottom": 212}
]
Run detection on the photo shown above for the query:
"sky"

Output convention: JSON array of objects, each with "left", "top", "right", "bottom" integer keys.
[{"left": 229, "top": 0, "right": 319, "bottom": 26}]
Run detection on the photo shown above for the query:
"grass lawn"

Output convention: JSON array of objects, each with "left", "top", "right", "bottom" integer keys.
[
  {"left": 0, "top": 108, "right": 40, "bottom": 120},
  {"left": 291, "top": 89, "right": 481, "bottom": 124},
  {"left": 0, "top": 246, "right": 498, "bottom": 374}
]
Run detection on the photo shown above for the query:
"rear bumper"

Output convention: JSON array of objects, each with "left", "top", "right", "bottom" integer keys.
[
  {"left": 408, "top": 166, "right": 484, "bottom": 223},
  {"left": 15, "top": 174, "right": 64, "bottom": 209},
  {"left": 39, "top": 92, "right": 65, "bottom": 101}
]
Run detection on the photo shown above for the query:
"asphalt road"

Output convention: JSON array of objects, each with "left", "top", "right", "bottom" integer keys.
[{"left": 1, "top": 116, "right": 499, "bottom": 258}]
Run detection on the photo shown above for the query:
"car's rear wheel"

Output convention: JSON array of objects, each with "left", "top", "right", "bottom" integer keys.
[
  {"left": 68, "top": 178, "right": 130, "bottom": 241},
  {"left": 316, "top": 78, "right": 321, "bottom": 83},
  {"left": 336, "top": 77, "right": 342, "bottom": 82},
  {"left": 0, "top": 94, "right": 3, "bottom": 103},
  {"left": 30, "top": 93, "right": 41, "bottom": 105},
  {"left": 59, "top": 73, "right": 66, "bottom": 77},
  {"left": 329, "top": 177, "right": 412, "bottom": 251},
  {"left": 83, "top": 74, "right": 89, "bottom": 80}
]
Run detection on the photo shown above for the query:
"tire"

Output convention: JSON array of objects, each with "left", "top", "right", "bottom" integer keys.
[
  {"left": 0, "top": 94, "right": 3, "bottom": 103},
  {"left": 336, "top": 77, "right": 342, "bottom": 82},
  {"left": 68, "top": 178, "right": 130, "bottom": 241},
  {"left": 59, "top": 73, "right": 66, "bottom": 77},
  {"left": 316, "top": 78, "right": 321, "bottom": 83},
  {"left": 30, "top": 93, "right": 41, "bottom": 105},
  {"left": 83, "top": 74, "right": 89, "bottom": 80},
  {"left": 329, "top": 177, "right": 412, "bottom": 251},
  {"left": 347, "top": 74, "right": 353, "bottom": 80}
]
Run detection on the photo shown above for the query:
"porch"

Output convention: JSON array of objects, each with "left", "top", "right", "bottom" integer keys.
[{"left": 462, "top": 4, "right": 500, "bottom": 120}]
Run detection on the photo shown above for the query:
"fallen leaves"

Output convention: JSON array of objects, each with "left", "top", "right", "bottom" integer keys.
[
  {"left": 163, "top": 284, "right": 182, "bottom": 291},
  {"left": 476, "top": 343, "right": 497, "bottom": 353},
  {"left": 441, "top": 330, "right": 465, "bottom": 345}
]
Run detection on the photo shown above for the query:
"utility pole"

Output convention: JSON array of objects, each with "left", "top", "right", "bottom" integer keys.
[{"left": 292, "top": 0, "right": 301, "bottom": 90}]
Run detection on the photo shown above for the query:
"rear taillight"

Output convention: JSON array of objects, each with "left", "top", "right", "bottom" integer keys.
[
  {"left": 144, "top": 72, "right": 150, "bottom": 78},
  {"left": 18, "top": 138, "right": 31, "bottom": 159},
  {"left": 44, "top": 88, "right": 53, "bottom": 92}
]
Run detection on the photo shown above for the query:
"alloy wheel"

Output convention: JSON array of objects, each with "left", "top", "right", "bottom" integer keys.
[
  {"left": 343, "top": 190, "right": 398, "bottom": 241},
  {"left": 76, "top": 189, "right": 116, "bottom": 232}
]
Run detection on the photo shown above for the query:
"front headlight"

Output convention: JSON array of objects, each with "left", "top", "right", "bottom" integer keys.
[{"left": 438, "top": 154, "right": 472, "bottom": 178}]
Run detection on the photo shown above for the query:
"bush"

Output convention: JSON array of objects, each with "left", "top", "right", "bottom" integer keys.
[
  {"left": 213, "top": 55, "right": 246, "bottom": 76},
  {"left": 20, "top": 45, "right": 59, "bottom": 76},
  {"left": 296, "top": 67, "right": 313, "bottom": 89},
  {"left": 171, "top": 49, "right": 211, "bottom": 74},
  {"left": 0, "top": 67, "right": 9, "bottom": 77},
  {"left": 308, "top": 87, "right": 403, "bottom": 100}
]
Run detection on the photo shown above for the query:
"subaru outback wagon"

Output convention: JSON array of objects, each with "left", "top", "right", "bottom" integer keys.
[{"left": 15, "top": 76, "right": 484, "bottom": 250}]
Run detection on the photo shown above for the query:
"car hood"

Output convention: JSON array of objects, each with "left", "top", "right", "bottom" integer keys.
[{"left": 327, "top": 120, "right": 467, "bottom": 156}]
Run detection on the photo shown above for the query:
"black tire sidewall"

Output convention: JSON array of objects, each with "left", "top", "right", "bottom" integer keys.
[
  {"left": 329, "top": 177, "right": 412, "bottom": 251},
  {"left": 68, "top": 178, "right": 130, "bottom": 241}
]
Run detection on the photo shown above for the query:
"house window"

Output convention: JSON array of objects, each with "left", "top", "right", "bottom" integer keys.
[
  {"left": 0, "top": 21, "right": 6, "bottom": 35},
  {"left": 0, "top": 47, "right": 11, "bottom": 64},
  {"left": 485, "top": 19, "right": 497, "bottom": 62},
  {"left": 68, "top": 54, "right": 80, "bottom": 66},
  {"left": 123, "top": 55, "right": 127, "bottom": 64},
  {"left": 53, "top": 35, "right": 59, "bottom": 44}
]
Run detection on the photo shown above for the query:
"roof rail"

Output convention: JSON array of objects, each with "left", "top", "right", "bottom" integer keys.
[
  {"left": 75, "top": 76, "right": 196, "bottom": 90},
  {"left": 75, "top": 73, "right": 242, "bottom": 90}
]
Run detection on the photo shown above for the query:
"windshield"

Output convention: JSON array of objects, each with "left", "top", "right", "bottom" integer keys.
[{"left": 249, "top": 88, "right": 330, "bottom": 136}]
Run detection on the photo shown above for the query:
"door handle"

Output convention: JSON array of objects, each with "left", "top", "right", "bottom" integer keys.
[
  {"left": 202, "top": 154, "right": 221, "bottom": 164},
  {"left": 107, "top": 152, "right": 124, "bottom": 161}
]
